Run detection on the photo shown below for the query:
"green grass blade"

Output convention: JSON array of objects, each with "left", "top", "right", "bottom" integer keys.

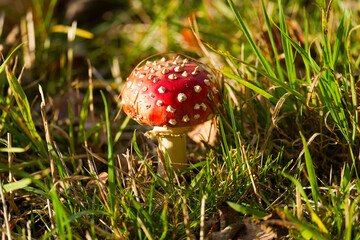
[
  {"left": 277, "top": 0, "right": 296, "bottom": 89},
  {"left": 114, "top": 115, "right": 131, "bottom": 143},
  {"left": 159, "top": 201, "right": 168, "bottom": 240},
  {"left": 133, "top": 130, "right": 144, "bottom": 160},
  {"left": 340, "top": 164, "right": 351, "bottom": 194},
  {"left": 227, "top": 0, "right": 275, "bottom": 78},
  {"left": 321, "top": 6, "right": 332, "bottom": 68},
  {"left": 0, "top": 146, "right": 28, "bottom": 152},
  {"left": 218, "top": 116, "right": 234, "bottom": 170},
  {"left": 43, "top": 0, "right": 58, "bottom": 28},
  {"left": 221, "top": 70, "right": 277, "bottom": 104},
  {"left": 101, "top": 91, "right": 115, "bottom": 216},
  {"left": 282, "top": 172, "right": 312, "bottom": 210},
  {"left": 78, "top": 89, "right": 90, "bottom": 142},
  {"left": 227, "top": 94, "right": 242, "bottom": 168},
  {"left": 67, "top": 102, "right": 75, "bottom": 155},
  {"left": 227, "top": 201, "right": 267, "bottom": 219},
  {"left": 260, "top": 0, "right": 285, "bottom": 83},
  {"left": 332, "top": 12, "right": 345, "bottom": 68},
  {"left": 284, "top": 209, "right": 329, "bottom": 240},
  {"left": 67, "top": 210, "right": 105, "bottom": 221},
  {"left": 283, "top": 170, "right": 329, "bottom": 234},
  {"left": 6, "top": 67, "right": 47, "bottom": 157},
  {"left": 344, "top": 198, "right": 357, "bottom": 240},
  {"left": 50, "top": 190, "right": 73, "bottom": 239},
  {"left": 2, "top": 178, "right": 32, "bottom": 192},
  {"left": 0, "top": 43, "right": 23, "bottom": 74},
  {"left": 273, "top": 21, "right": 320, "bottom": 72},
  {"left": 303, "top": 9, "right": 311, "bottom": 85},
  {"left": 300, "top": 132, "right": 320, "bottom": 212},
  {"left": 202, "top": 43, "right": 306, "bottom": 102},
  {"left": 0, "top": 163, "right": 49, "bottom": 191},
  {"left": 274, "top": 23, "right": 350, "bottom": 141}
]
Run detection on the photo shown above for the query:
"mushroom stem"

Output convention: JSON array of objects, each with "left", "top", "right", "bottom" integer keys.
[
  {"left": 146, "top": 126, "right": 189, "bottom": 172},
  {"left": 157, "top": 133, "right": 187, "bottom": 171}
]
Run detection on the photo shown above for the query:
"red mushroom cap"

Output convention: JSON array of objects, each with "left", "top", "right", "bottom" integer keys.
[{"left": 121, "top": 55, "right": 220, "bottom": 128}]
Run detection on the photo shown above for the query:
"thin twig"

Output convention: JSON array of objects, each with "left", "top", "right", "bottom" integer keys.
[
  {"left": 26, "top": 220, "right": 31, "bottom": 240},
  {"left": 26, "top": 10, "right": 35, "bottom": 67},
  {"left": 0, "top": 178, "right": 12, "bottom": 240},
  {"left": 39, "top": 85, "right": 56, "bottom": 184},
  {"left": 199, "top": 194, "right": 207, "bottom": 240},
  {"left": 87, "top": 59, "right": 96, "bottom": 126},
  {"left": 117, "top": 155, "right": 126, "bottom": 188},
  {"left": 67, "top": 21, "right": 77, "bottom": 86},
  {"left": 182, "top": 197, "right": 193, "bottom": 240},
  {"left": 137, "top": 217, "right": 154, "bottom": 240},
  {"left": 111, "top": 56, "right": 122, "bottom": 91},
  {"left": 125, "top": 149, "right": 140, "bottom": 202},
  {"left": 6, "top": 133, "right": 21, "bottom": 217},
  {"left": 238, "top": 133, "right": 257, "bottom": 196},
  {"left": 7, "top": 133, "right": 13, "bottom": 185},
  {"left": 46, "top": 198, "right": 55, "bottom": 230}
]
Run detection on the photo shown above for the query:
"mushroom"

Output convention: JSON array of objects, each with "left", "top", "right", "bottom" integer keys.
[{"left": 121, "top": 55, "right": 220, "bottom": 172}]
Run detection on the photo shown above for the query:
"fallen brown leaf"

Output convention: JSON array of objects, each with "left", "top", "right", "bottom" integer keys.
[
  {"left": 187, "top": 120, "right": 218, "bottom": 147},
  {"left": 85, "top": 172, "right": 108, "bottom": 192},
  {"left": 235, "top": 210, "right": 289, "bottom": 240},
  {"left": 209, "top": 221, "right": 245, "bottom": 240},
  {"left": 204, "top": 207, "right": 289, "bottom": 240}
]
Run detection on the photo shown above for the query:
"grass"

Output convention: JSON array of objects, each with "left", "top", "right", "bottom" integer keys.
[{"left": 0, "top": 0, "right": 360, "bottom": 239}]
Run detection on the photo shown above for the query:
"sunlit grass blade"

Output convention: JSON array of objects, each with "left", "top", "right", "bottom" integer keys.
[
  {"left": 282, "top": 172, "right": 312, "bottom": 210},
  {"left": 6, "top": 67, "right": 47, "bottom": 157},
  {"left": 133, "top": 130, "right": 144, "bottom": 160},
  {"left": 260, "top": 0, "right": 285, "bottom": 83},
  {"left": 202, "top": 42, "right": 306, "bottom": 102},
  {"left": 52, "top": 25, "right": 94, "bottom": 39},
  {"left": 0, "top": 163, "right": 49, "bottom": 191},
  {"left": 321, "top": 6, "right": 332, "bottom": 68},
  {"left": 227, "top": 201, "right": 267, "bottom": 219},
  {"left": 332, "top": 12, "right": 345, "bottom": 69},
  {"left": 283, "top": 169, "right": 328, "bottom": 235},
  {"left": 277, "top": 0, "right": 296, "bottom": 89},
  {"left": 345, "top": 15, "right": 359, "bottom": 142},
  {"left": 284, "top": 208, "right": 329, "bottom": 240},
  {"left": 340, "top": 164, "right": 351, "bottom": 194},
  {"left": 300, "top": 132, "right": 320, "bottom": 212},
  {"left": 310, "top": 210, "right": 329, "bottom": 235},
  {"left": 218, "top": 116, "right": 234, "bottom": 171},
  {"left": 0, "top": 43, "right": 23, "bottom": 74},
  {"left": 221, "top": 70, "right": 277, "bottom": 104},
  {"left": 344, "top": 198, "right": 357, "bottom": 240},
  {"left": 0, "top": 146, "right": 29, "bottom": 152},
  {"left": 303, "top": 9, "right": 311, "bottom": 85},
  {"left": 227, "top": 0, "right": 275, "bottom": 78},
  {"left": 274, "top": 23, "right": 350, "bottom": 141},
  {"left": 272, "top": 22, "right": 320, "bottom": 72},
  {"left": 2, "top": 178, "right": 32, "bottom": 192}
]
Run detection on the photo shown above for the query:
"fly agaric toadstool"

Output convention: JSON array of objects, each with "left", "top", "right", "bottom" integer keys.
[{"left": 121, "top": 54, "right": 220, "bottom": 172}]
